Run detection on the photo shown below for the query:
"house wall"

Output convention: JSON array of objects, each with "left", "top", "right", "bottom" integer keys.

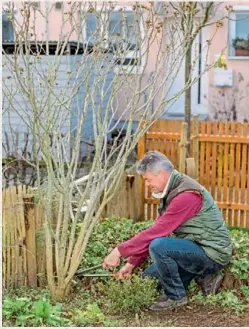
[
  {"left": 7, "top": 2, "right": 79, "bottom": 41},
  {"left": 150, "top": 2, "right": 249, "bottom": 121},
  {"left": 2, "top": 2, "right": 116, "bottom": 157},
  {"left": 2, "top": 2, "right": 159, "bottom": 135},
  {"left": 162, "top": 17, "right": 210, "bottom": 120},
  {"left": 2, "top": 55, "right": 72, "bottom": 157},
  {"left": 206, "top": 2, "right": 249, "bottom": 122},
  {"left": 3, "top": 2, "right": 167, "bottom": 128},
  {"left": 109, "top": 6, "right": 165, "bottom": 127},
  {"left": 2, "top": 53, "right": 114, "bottom": 158},
  {"left": 111, "top": 28, "right": 165, "bottom": 124},
  {"left": 70, "top": 55, "right": 114, "bottom": 155}
]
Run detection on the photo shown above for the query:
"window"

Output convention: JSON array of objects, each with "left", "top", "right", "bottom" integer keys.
[
  {"left": 24, "top": 2, "right": 40, "bottom": 9},
  {"left": 108, "top": 12, "right": 141, "bottom": 67},
  {"left": 2, "top": 12, "right": 14, "bottom": 42},
  {"left": 229, "top": 7, "right": 249, "bottom": 57},
  {"left": 55, "top": 2, "right": 63, "bottom": 10},
  {"left": 84, "top": 9, "right": 144, "bottom": 73}
]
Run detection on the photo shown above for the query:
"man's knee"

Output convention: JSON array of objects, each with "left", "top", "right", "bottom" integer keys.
[{"left": 149, "top": 237, "right": 168, "bottom": 258}]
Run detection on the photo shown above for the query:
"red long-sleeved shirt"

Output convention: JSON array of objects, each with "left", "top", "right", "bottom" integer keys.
[{"left": 117, "top": 192, "right": 203, "bottom": 267}]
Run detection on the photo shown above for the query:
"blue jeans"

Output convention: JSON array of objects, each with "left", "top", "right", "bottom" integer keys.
[{"left": 143, "top": 237, "right": 223, "bottom": 300}]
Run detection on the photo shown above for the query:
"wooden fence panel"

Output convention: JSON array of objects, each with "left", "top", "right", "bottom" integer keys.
[
  {"left": 241, "top": 123, "right": 248, "bottom": 227},
  {"left": 3, "top": 186, "right": 27, "bottom": 289},
  {"left": 138, "top": 120, "right": 249, "bottom": 227},
  {"left": 101, "top": 167, "right": 144, "bottom": 222},
  {"left": 2, "top": 186, "right": 46, "bottom": 290}
]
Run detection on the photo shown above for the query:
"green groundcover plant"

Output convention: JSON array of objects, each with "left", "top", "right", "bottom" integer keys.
[
  {"left": 229, "top": 228, "right": 249, "bottom": 281},
  {"left": 78, "top": 218, "right": 153, "bottom": 272},
  {"left": 2, "top": 296, "right": 72, "bottom": 327},
  {"left": 96, "top": 275, "right": 159, "bottom": 315}
]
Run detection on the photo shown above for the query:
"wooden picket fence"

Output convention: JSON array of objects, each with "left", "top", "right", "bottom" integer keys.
[
  {"left": 138, "top": 119, "right": 249, "bottom": 228},
  {"left": 2, "top": 186, "right": 46, "bottom": 290}
]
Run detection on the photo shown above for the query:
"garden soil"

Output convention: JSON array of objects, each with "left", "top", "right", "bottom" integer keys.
[{"left": 123, "top": 304, "right": 249, "bottom": 327}]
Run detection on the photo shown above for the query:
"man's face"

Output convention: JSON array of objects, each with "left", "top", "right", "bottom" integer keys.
[{"left": 143, "top": 170, "right": 170, "bottom": 194}]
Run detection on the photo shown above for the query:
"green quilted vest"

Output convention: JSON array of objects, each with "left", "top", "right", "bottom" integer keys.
[{"left": 158, "top": 170, "right": 232, "bottom": 266}]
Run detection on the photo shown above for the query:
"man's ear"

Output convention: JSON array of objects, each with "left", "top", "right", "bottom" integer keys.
[{"left": 159, "top": 170, "right": 168, "bottom": 178}]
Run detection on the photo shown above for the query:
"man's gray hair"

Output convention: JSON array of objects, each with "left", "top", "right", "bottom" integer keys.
[{"left": 136, "top": 151, "right": 174, "bottom": 175}]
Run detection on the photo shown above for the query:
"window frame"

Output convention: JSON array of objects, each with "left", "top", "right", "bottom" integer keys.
[
  {"left": 81, "top": 5, "right": 146, "bottom": 75},
  {"left": 228, "top": 5, "right": 249, "bottom": 60}
]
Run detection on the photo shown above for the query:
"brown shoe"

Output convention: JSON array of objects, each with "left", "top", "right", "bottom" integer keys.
[
  {"left": 196, "top": 273, "right": 224, "bottom": 296},
  {"left": 148, "top": 296, "right": 188, "bottom": 311},
  {"left": 156, "top": 292, "right": 169, "bottom": 303}
]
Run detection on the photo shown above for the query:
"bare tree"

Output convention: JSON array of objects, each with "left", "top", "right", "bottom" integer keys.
[{"left": 2, "top": 1, "right": 219, "bottom": 300}]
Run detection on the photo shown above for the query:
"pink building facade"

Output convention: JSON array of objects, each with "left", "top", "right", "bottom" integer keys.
[
  {"left": 3, "top": 1, "right": 249, "bottom": 122},
  {"left": 206, "top": 2, "right": 249, "bottom": 122}
]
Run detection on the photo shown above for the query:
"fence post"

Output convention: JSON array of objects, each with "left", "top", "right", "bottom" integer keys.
[
  {"left": 23, "top": 196, "right": 38, "bottom": 288},
  {"left": 127, "top": 166, "right": 144, "bottom": 222},
  {"left": 137, "top": 128, "right": 146, "bottom": 220},
  {"left": 179, "top": 122, "right": 188, "bottom": 174},
  {"left": 192, "top": 114, "right": 199, "bottom": 180},
  {"left": 35, "top": 204, "right": 46, "bottom": 287}
]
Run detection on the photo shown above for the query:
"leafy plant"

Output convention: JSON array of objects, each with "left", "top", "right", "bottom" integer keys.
[
  {"left": 218, "top": 291, "right": 245, "bottom": 312},
  {"left": 33, "top": 299, "right": 70, "bottom": 326},
  {"left": 230, "top": 229, "right": 249, "bottom": 259},
  {"left": 3, "top": 297, "right": 33, "bottom": 326},
  {"left": 241, "top": 285, "right": 249, "bottom": 301},
  {"left": 97, "top": 275, "right": 158, "bottom": 315},
  {"left": 229, "top": 229, "right": 249, "bottom": 281},
  {"left": 79, "top": 218, "right": 153, "bottom": 271},
  {"left": 2, "top": 296, "right": 71, "bottom": 327},
  {"left": 71, "top": 303, "right": 117, "bottom": 326},
  {"left": 187, "top": 280, "right": 199, "bottom": 295},
  {"left": 5, "top": 287, "right": 52, "bottom": 301},
  {"left": 230, "top": 258, "right": 249, "bottom": 280},
  {"left": 233, "top": 36, "right": 249, "bottom": 50},
  {"left": 191, "top": 290, "right": 245, "bottom": 313}
]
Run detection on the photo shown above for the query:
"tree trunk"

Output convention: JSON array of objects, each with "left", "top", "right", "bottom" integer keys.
[
  {"left": 185, "top": 45, "right": 192, "bottom": 153},
  {"left": 49, "top": 281, "right": 71, "bottom": 302}
]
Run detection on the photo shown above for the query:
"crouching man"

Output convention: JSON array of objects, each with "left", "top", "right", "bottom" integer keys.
[{"left": 102, "top": 151, "right": 232, "bottom": 311}]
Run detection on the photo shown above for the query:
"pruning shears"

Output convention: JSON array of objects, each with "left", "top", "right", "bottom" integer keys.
[{"left": 75, "top": 264, "right": 112, "bottom": 278}]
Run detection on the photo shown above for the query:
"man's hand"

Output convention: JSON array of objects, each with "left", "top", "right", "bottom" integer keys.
[
  {"left": 113, "top": 262, "right": 135, "bottom": 280},
  {"left": 102, "top": 247, "right": 121, "bottom": 270}
]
